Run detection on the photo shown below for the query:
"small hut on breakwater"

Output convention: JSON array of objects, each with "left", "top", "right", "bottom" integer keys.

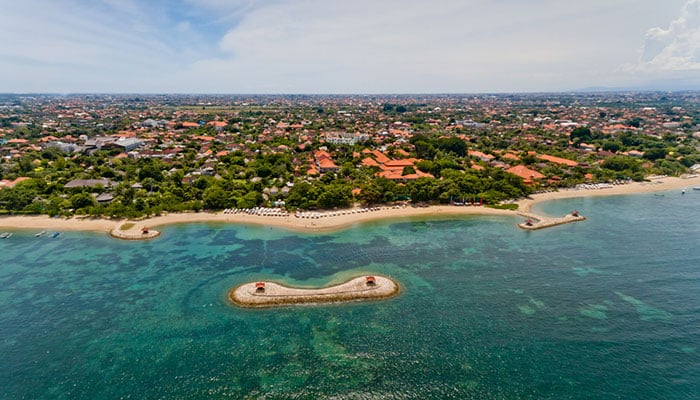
[{"left": 229, "top": 275, "right": 399, "bottom": 308}]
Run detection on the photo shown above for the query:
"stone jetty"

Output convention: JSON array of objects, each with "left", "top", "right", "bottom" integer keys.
[
  {"left": 229, "top": 275, "right": 400, "bottom": 308},
  {"left": 517, "top": 211, "right": 586, "bottom": 230},
  {"left": 109, "top": 224, "right": 160, "bottom": 240}
]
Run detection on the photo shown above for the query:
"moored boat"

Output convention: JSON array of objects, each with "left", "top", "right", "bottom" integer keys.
[
  {"left": 50, "top": 232, "right": 62, "bottom": 238},
  {"left": 0, "top": 232, "right": 12, "bottom": 239},
  {"left": 35, "top": 230, "right": 48, "bottom": 237}
]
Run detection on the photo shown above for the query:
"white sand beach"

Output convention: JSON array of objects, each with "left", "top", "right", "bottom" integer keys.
[{"left": 1, "top": 174, "right": 698, "bottom": 237}]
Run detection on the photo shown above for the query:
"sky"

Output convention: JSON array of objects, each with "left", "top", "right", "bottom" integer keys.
[{"left": 1, "top": 0, "right": 699, "bottom": 94}]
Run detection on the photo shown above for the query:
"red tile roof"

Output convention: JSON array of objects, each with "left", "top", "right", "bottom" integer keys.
[
  {"left": 538, "top": 154, "right": 578, "bottom": 167},
  {"left": 371, "top": 150, "right": 391, "bottom": 164},
  {"left": 506, "top": 165, "right": 544, "bottom": 182},
  {"left": 361, "top": 157, "right": 380, "bottom": 167}
]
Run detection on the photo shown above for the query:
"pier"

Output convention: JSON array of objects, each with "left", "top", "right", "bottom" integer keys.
[
  {"left": 517, "top": 210, "right": 586, "bottom": 230},
  {"left": 229, "top": 275, "right": 400, "bottom": 308}
]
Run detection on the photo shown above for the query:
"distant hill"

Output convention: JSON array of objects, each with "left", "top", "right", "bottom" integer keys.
[{"left": 576, "top": 82, "right": 700, "bottom": 93}]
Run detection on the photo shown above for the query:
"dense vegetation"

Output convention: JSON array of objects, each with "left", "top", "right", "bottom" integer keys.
[
  {"left": 1, "top": 93, "right": 698, "bottom": 218},
  {"left": 0, "top": 145, "right": 533, "bottom": 218}
]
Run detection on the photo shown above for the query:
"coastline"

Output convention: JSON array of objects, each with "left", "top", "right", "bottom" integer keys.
[
  {"left": 516, "top": 174, "right": 700, "bottom": 213},
  {"left": 1, "top": 175, "right": 698, "bottom": 236}
]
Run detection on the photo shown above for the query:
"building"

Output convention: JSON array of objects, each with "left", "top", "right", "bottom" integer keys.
[
  {"left": 506, "top": 165, "right": 545, "bottom": 185},
  {"left": 64, "top": 179, "right": 114, "bottom": 189},
  {"left": 324, "top": 132, "right": 370, "bottom": 145}
]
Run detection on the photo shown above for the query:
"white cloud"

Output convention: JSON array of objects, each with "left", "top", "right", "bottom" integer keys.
[
  {"left": 1, "top": 0, "right": 697, "bottom": 92},
  {"left": 639, "top": 0, "right": 700, "bottom": 71},
  {"left": 0, "top": 0, "right": 212, "bottom": 92},
  {"left": 182, "top": 0, "right": 651, "bottom": 93}
]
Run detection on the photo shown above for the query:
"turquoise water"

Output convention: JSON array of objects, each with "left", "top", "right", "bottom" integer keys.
[{"left": 1, "top": 191, "right": 699, "bottom": 399}]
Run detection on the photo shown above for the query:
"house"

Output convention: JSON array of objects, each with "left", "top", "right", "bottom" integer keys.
[
  {"left": 314, "top": 150, "right": 339, "bottom": 173},
  {"left": 537, "top": 154, "right": 578, "bottom": 167},
  {"left": 371, "top": 150, "right": 391, "bottom": 164},
  {"left": 361, "top": 157, "right": 381, "bottom": 168},
  {"left": 95, "top": 193, "right": 115, "bottom": 203},
  {"left": 506, "top": 165, "right": 544, "bottom": 185},
  {"left": 324, "top": 132, "right": 370, "bottom": 145},
  {"left": 108, "top": 138, "right": 143, "bottom": 152},
  {"left": 468, "top": 150, "right": 495, "bottom": 162},
  {"left": 0, "top": 177, "right": 31, "bottom": 189},
  {"left": 46, "top": 141, "right": 77, "bottom": 153},
  {"left": 64, "top": 179, "right": 114, "bottom": 189},
  {"left": 579, "top": 143, "right": 596, "bottom": 151},
  {"left": 318, "top": 157, "right": 339, "bottom": 173},
  {"left": 207, "top": 121, "right": 228, "bottom": 131}
]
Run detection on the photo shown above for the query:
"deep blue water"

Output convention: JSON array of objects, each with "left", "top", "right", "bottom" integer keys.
[{"left": 1, "top": 190, "right": 699, "bottom": 399}]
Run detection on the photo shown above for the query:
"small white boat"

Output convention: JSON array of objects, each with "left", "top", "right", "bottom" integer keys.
[
  {"left": 35, "top": 230, "right": 48, "bottom": 237},
  {"left": 693, "top": 187, "right": 700, "bottom": 191},
  {"left": 0, "top": 232, "right": 12, "bottom": 239}
]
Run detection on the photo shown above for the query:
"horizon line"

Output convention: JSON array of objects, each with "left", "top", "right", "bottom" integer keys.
[{"left": 2, "top": 89, "right": 700, "bottom": 97}]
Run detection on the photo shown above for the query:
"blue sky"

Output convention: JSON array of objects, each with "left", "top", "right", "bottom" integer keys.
[{"left": 1, "top": 0, "right": 699, "bottom": 93}]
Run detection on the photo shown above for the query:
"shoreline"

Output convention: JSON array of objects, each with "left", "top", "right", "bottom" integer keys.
[
  {"left": 229, "top": 275, "right": 400, "bottom": 308},
  {"left": 1, "top": 175, "right": 698, "bottom": 236}
]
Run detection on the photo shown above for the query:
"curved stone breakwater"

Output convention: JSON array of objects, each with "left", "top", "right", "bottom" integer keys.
[
  {"left": 229, "top": 275, "right": 400, "bottom": 308},
  {"left": 517, "top": 212, "right": 586, "bottom": 230},
  {"left": 109, "top": 225, "right": 160, "bottom": 240}
]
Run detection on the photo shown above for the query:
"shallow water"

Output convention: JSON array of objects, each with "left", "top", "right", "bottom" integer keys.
[{"left": 1, "top": 190, "right": 699, "bottom": 399}]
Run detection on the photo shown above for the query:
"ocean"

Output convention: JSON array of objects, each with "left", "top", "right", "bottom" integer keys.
[{"left": 1, "top": 190, "right": 699, "bottom": 399}]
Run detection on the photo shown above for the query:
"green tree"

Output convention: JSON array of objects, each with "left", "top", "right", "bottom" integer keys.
[
  {"left": 643, "top": 148, "right": 667, "bottom": 161},
  {"left": 414, "top": 141, "right": 437, "bottom": 160},
  {"left": 70, "top": 192, "right": 96, "bottom": 211},
  {"left": 203, "top": 185, "right": 228, "bottom": 209},
  {"left": 602, "top": 141, "right": 622, "bottom": 153},
  {"left": 317, "top": 184, "right": 352, "bottom": 209},
  {"left": 570, "top": 127, "right": 592, "bottom": 142}
]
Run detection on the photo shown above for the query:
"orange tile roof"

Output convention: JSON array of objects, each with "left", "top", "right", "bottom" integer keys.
[
  {"left": 318, "top": 158, "right": 338, "bottom": 169},
  {"left": 0, "top": 177, "right": 30, "bottom": 188},
  {"left": 468, "top": 150, "right": 494, "bottom": 160},
  {"left": 314, "top": 150, "right": 332, "bottom": 161},
  {"left": 506, "top": 165, "right": 544, "bottom": 181},
  {"left": 538, "top": 154, "right": 578, "bottom": 167},
  {"left": 377, "top": 170, "right": 433, "bottom": 181},
  {"left": 362, "top": 157, "right": 380, "bottom": 167},
  {"left": 371, "top": 150, "right": 391, "bottom": 164},
  {"left": 383, "top": 159, "right": 416, "bottom": 168}
]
